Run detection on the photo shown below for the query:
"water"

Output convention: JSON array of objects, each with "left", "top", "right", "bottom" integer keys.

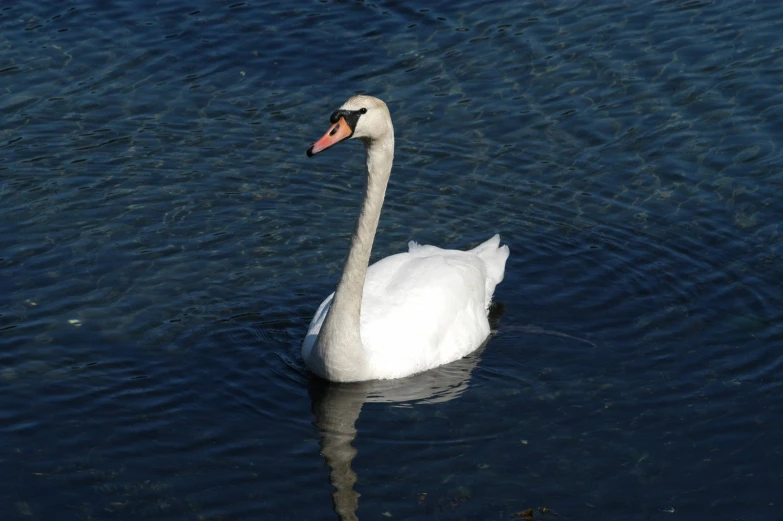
[{"left": 2, "top": 0, "right": 782, "bottom": 519}]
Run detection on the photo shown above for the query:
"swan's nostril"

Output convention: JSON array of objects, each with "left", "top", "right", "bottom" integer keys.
[{"left": 329, "top": 125, "right": 339, "bottom": 136}]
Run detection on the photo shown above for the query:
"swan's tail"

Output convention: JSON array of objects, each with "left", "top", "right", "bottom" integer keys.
[{"left": 471, "top": 234, "right": 510, "bottom": 306}]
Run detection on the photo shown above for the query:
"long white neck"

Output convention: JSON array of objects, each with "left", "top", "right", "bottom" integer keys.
[{"left": 313, "top": 134, "right": 394, "bottom": 382}]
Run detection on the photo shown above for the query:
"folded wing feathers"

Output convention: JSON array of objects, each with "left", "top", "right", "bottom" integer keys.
[
  {"left": 472, "top": 234, "right": 510, "bottom": 288},
  {"left": 408, "top": 234, "right": 509, "bottom": 309}
]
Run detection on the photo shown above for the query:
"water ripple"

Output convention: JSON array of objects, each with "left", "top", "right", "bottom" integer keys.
[{"left": 2, "top": 0, "right": 783, "bottom": 519}]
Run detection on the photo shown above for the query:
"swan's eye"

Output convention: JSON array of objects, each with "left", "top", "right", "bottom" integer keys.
[{"left": 360, "top": 108, "right": 367, "bottom": 114}]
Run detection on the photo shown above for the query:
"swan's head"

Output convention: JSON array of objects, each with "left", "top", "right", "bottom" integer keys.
[{"left": 307, "top": 95, "right": 393, "bottom": 157}]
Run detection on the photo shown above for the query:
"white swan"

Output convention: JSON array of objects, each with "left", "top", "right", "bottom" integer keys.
[{"left": 302, "top": 95, "right": 509, "bottom": 382}]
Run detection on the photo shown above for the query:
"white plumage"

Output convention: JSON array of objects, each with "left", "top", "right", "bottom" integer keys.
[{"left": 302, "top": 95, "right": 509, "bottom": 382}]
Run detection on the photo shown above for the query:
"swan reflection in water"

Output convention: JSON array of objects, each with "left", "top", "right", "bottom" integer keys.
[{"left": 307, "top": 345, "right": 485, "bottom": 521}]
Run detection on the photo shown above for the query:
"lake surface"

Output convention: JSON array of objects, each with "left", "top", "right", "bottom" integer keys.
[{"left": 2, "top": 0, "right": 782, "bottom": 519}]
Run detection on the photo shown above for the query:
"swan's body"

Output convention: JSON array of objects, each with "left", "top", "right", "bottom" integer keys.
[{"left": 302, "top": 95, "right": 509, "bottom": 382}]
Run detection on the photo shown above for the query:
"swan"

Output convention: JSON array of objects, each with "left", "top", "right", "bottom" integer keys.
[{"left": 302, "top": 95, "right": 509, "bottom": 382}]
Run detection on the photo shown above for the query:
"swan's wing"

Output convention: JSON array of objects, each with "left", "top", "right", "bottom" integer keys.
[
  {"left": 359, "top": 239, "right": 506, "bottom": 378},
  {"left": 302, "top": 291, "right": 333, "bottom": 361},
  {"left": 468, "top": 234, "right": 510, "bottom": 304},
  {"left": 409, "top": 234, "right": 509, "bottom": 306}
]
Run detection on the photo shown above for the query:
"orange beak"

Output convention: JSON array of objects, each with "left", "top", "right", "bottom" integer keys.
[{"left": 307, "top": 116, "right": 353, "bottom": 157}]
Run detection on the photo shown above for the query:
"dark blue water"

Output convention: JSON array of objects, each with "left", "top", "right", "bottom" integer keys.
[{"left": 2, "top": 1, "right": 782, "bottom": 519}]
